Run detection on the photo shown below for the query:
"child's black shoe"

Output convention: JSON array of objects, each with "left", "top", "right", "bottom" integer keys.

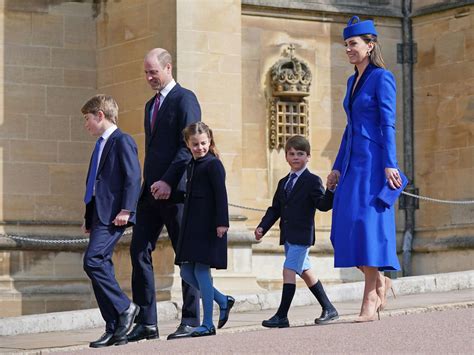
[
  {"left": 315, "top": 308, "right": 339, "bottom": 324},
  {"left": 262, "top": 314, "right": 290, "bottom": 328}
]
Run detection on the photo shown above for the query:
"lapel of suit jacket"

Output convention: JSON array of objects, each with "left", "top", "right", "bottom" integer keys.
[
  {"left": 286, "top": 169, "right": 309, "bottom": 202},
  {"left": 149, "top": 83, "right": 181, "bottom": 139},
  {"left": 97, "top": 128, "right": 121, "bottom": 174},
  {"left": 144, "top": 96, "right": 155, "bottom": 137},
  {"left": 351, "top": 64, "right": 377, "bottom": 105}
]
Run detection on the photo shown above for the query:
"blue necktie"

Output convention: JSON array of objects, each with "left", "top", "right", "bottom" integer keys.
[
  {"left": 84, "top": 137, "right": 103, "bottom": 204},
  {"left": 285, "top": 173, "right": 297, "bottom": 197}
]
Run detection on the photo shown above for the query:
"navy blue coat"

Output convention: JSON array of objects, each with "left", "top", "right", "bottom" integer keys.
[
  {"left": 258, "top": 169, "right": 333, "bottom": 246},
  {"left": 142, "top": 83, "right": 201, "bottom": 199},
  {"left": 175, "top": 154, "right": 229, "bottom": 269},
  {"left": 84, "top": 129, "right": 141, "bottom": 228}
]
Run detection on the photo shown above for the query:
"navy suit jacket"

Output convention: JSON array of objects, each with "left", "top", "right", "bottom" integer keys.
[
  {"left": 142, "top": 83, "right": 201, "bottom": 199},
  {"left": 258, "top": 169, "right": 333, "bottom": 246},
  {"left": 85, "top": 129, "right": 141, "bottom": 228}
]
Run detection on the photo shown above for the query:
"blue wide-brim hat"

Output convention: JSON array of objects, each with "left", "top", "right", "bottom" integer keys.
[{"left": 343, "top": 16, "right": 378, "bottom": 40}]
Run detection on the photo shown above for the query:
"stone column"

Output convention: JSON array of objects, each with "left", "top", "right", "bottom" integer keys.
[{"left": 172, "top": 0, "right": 262, "bottom": 295}]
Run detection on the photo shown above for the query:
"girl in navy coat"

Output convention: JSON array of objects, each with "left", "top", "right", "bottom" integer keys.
[
  {"left": 175, "top": 122, "right": 235, "bottom": 337},
  {"left": 327, "top": 17, "right": 402, "bottom": 322}
]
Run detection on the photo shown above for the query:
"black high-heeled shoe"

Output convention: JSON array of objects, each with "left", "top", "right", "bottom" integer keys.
[
  {"left": 218, "top": 295, "right": 235, "bottom": 329},
  {"left": 190, "top": 325, "right": 216, "bottom": 337}
]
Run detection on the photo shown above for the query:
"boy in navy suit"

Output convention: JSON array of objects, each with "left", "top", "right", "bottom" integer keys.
[
  {"left": 81, "top": 95, "right": 142, "bottom": 347},
  {"left": 255, "top": 135, "right": 338, "bottom": 328}
]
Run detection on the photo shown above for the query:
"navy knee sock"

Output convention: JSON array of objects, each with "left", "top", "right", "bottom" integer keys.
[
  {"left": 276, "top": 283, "right": 296, "bottom": 318},
  {"left": 309, "top": 280, "right": 335, "bottom": 311}
]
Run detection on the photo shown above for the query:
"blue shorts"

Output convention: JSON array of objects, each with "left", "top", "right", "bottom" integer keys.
[{"left": 283, "top": 242, "right": 311, "bottom": 275}]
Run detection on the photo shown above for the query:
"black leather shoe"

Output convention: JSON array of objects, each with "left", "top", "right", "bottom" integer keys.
[
  {"left": 218, "top": 295, "right": 235, "bottom": 329},
  {"left": 89, "top": 332, "right": 114, "bottom": 348},
  {"left": 315, "top": 308, "right": 339, "bottom": 324},
  {"left": 262, "top": 314, "right": 289, "bottom": 328},
  {"left": 191, "top": 325, "right": 216, "bottom": 337},
  {"left": 127, "top": 324, "right": 159, "bottom": 342},
  {"left": 166, "top": 324, "right": 194, "bottom": 340},
  {"left": 112, "top": 302, "right": 140, "bottom": 344}
]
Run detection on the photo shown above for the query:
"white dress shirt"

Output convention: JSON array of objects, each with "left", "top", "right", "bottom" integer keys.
[{"left": 150, "top": 79, "right": 176, "bottom": 121}]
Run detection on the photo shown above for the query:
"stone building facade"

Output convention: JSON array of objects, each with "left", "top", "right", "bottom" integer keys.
[{"left": 0, "top": 0, "right": 472, "bottom": 316}]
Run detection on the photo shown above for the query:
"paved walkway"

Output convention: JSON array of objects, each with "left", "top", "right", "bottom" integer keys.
[
  {"left": 70, "top": 308, "right": 473, "bottom": 354},
  {"left": 1, "top": 288, "right": 472, "bottom": 354}
]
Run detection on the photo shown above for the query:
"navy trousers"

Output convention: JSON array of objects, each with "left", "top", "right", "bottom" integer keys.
[
  {"left": 83, "top": 204, "right": 130, "bottom": 332},
  {"left": 130, "top": 190, "right": 200, "bottom": 326}
]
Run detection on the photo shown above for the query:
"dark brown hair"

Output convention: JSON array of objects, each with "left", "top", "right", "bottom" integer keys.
[
  {"left": 285, "top": 135, "right": 311, "bottom": 155},
  {"left": 183, "top": 122, "right": 220, "bottom": 159}
]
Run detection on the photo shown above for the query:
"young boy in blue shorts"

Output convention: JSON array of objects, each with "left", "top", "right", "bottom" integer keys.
[{"left": 255, "top": 135, "right": 338, "bottom": 328}]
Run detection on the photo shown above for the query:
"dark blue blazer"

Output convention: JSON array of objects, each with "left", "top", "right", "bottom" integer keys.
[
  {"left": 84, "top": 129, "right": 141, "bottom": 228},
  {"left": 175, "top": 154, "right": 229, "bottom": 269},
  {"left": 258, "top": 169, "right": 333, "bottom": 246},
  {"left": 142, "top": 83, "right": 201, "bottom": 198}
]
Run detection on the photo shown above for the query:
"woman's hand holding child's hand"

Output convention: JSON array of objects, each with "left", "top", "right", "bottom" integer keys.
[{"left": 326, "top": 170, "right": 340, "bottom": 190}]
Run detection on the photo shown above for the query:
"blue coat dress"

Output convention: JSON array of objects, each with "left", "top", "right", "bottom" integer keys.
[{"left": 330, "top": 63, "right": 401, "bottom": 271}]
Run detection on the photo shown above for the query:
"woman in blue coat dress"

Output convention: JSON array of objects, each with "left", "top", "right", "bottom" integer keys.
[{"left": 327, "top": 17, "right": 402, "bottom": 322}]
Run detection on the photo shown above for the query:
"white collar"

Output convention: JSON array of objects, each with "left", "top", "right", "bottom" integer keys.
[
  {"left": 101, "top": 125, "right": 117, "bottom": 141},
  {"left": 158, "top": 79, "right": 176, "bottom": 99},
  {"left": 289, "top": 166, "right": 307, "bottom": 177}
]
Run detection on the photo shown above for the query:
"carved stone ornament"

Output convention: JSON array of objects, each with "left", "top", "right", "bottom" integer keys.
[
  {"left": 269, "top": 45, "right": 311, "bottom": 150},
  {"left": 270, "top": 44, "right": 312, "bottom": 98}
]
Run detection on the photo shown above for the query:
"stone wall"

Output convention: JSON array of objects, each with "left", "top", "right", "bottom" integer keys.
[
  {"left": 176, "top": 0, "right": 243, "bottom": 206},
  {"left": 0, "top": 1, "right": 97, "bottom": 227},
  {"left": 411, "top": 4, "right": 474, "bottom": 274},
  {"left": 96, "top": 0, "right": 177, "bottom": 163}
]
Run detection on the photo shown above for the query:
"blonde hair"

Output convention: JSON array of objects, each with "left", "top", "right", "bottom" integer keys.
[
  {"left": 360, "top": 34, "right": 386, "bottom": 69},
  {"left": 81, "top": 94, "right": 118, "bottom": 124},
  {"left": 182, "top": 122, "right": 220, "bottom": 159}
]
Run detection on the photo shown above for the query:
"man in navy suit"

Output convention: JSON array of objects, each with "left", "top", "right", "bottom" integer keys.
[
  {"left": 81, "top": 95, "right": 141, "bottom": 348},
  {"left": 128, "top": 48, "right": 201, "bottom": 341},
  {"left": 255, "top": 135, "right": 338, "bottom": 328}
]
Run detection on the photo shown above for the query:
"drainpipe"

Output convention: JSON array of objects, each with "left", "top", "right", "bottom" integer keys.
[{"left": 399, "top": 0, "right": 417, "bottom": 277}]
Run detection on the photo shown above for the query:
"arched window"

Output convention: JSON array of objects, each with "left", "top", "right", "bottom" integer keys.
[{"left": 269, "top": 45, "right": 312, "bottom": 150}]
